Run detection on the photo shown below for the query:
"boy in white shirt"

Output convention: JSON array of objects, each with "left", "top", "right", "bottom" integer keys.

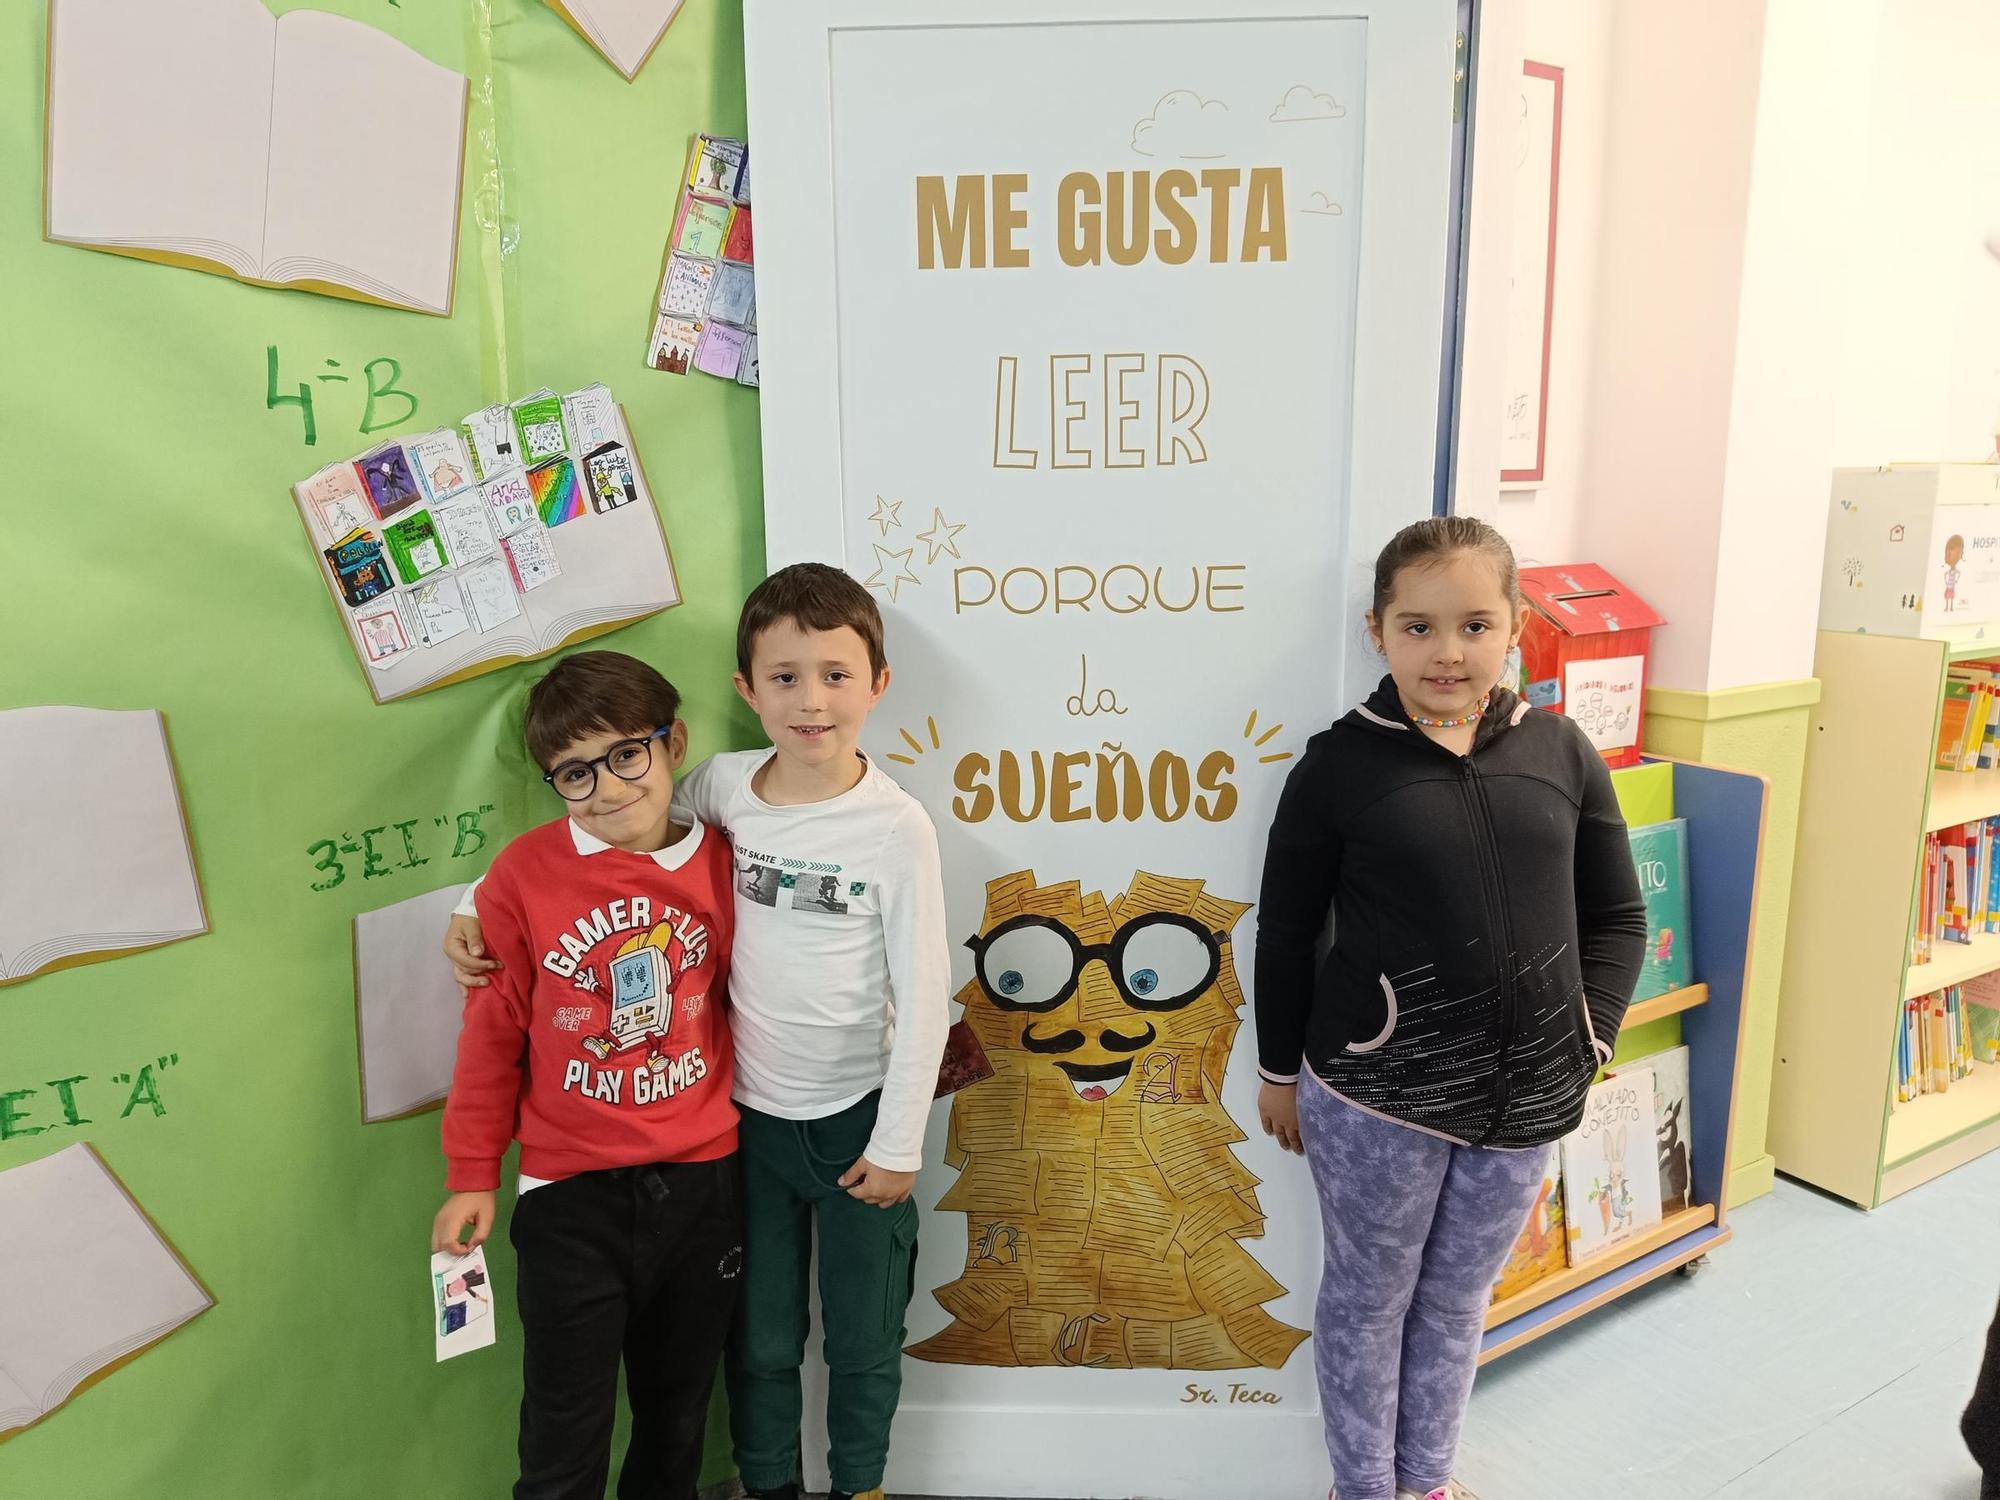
[{"left": 449, "top": 563, "right": 950, "bottom": 1500}]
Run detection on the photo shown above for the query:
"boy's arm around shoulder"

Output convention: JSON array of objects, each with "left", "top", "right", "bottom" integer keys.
[
  {"left": 861, "top": 800, "right": 951, "bottom": 1175},
  {"left": 440, "top": 864, "right": 537, "bottom": 1192},
  {"left": 671, "top": 752, "right": 734, "bottom": 829}
]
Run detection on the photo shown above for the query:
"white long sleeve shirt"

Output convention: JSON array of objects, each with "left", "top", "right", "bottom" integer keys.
[{"left": 462, "top": 749, "right": 951, "bottom": 1171}]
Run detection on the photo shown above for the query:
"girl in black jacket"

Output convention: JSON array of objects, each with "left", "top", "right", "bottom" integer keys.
[{"left": 1254, "top": 517, "right": 1647, "bottom": 1500}]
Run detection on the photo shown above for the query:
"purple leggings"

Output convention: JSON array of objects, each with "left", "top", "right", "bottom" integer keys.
[{"left": 1299, "top": 1079, "right": 1551, "bottom": 1500}]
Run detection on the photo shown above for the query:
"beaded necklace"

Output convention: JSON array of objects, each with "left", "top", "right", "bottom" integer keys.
[{"left": 1407, "top": 691, "right": 1491, "bottom": 730}]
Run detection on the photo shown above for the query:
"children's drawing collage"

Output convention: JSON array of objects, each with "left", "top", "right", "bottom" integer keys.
[{"left": 648, "top": 133, "right": 759, "bottom": 384}]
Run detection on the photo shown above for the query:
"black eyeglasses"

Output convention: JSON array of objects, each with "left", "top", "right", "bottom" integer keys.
[
  {"left": 966, "top": 911, "right": 1224, "bottom": 1013},
  {"left": 544, "top": 727, "right": 672, "bottom": 802}
]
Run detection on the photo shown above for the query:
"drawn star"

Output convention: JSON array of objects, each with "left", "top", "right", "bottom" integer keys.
[
  {"left": 863, "top": 543, "right": 922, "bottom": 602},
  {"left": 868, "top": 495, "right": 905, "bottom": 534},
  {"left": 915, "top": 507, "right": 966, "bottom": 565}
]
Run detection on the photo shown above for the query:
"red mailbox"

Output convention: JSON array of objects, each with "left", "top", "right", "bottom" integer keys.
[{"left": 1517, "top": 564, "right": 1665, "bottom": 768}]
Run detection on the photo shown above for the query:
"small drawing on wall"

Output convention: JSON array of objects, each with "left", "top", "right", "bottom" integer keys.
[{"left": 1501, "top": 61, "right": 1563, "bottom": 486}]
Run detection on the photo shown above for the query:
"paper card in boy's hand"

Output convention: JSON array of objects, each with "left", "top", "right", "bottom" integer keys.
[
  {"left": 302, "top": 463, "right": 375, "bottom": 544},
  {"left": 458, "top": 556, "right": 523, "bottom": 633},
  {"left": 528, "top": 458, "right": 585, "bottom": 528},
  {"left": 686, "top": 133, "right": 746, "bottom": 199},
  {"left": 504, "top": 529, "right": 562, "bottom": 592},
  {"left": 649, "top": 317, "right": 702, "bottom": 375},
  {"left": 356, "top": 443, "right": 422, "bottom": 520},
  {"left": 382, "top": 509, "right": 451, "bottom": 586},
  {"left": 512, "top": 391, "right": 568, "bottom": 467},
  {"left": 562, "top": 384, "right": 618, "bottom": 453},
  {"left": 736, "top": 335, "right": 760, "bottom": 388},
  {"left": 483, "top": 470, "right": 539, "bottom": 538},
  {"left": 462, "top": 404, "right": 520, "bottom": 480},
  {"left": 411, "top": 576, "right": 472, "bottom": 647},
  {"left": 722, "top": 204, "right": 753, "bottom": 265},
  {"left": 584, "top": 443, "right": 639, "bottom": 513},
  {"left": 707, "top": 261, "right": 755, "bottom": 327},
  {"left": 935, "top": 1018, "right": 997, "bottom": 1099},
  {"left": 660, "top": 253, "right": 715, "bottom": 318},
  {"left": 406, "top": 428, "right": 474, "bottom": 507},
  {"left": 431, "top": 1246, "right": 496, "bottom": 1362},
  {"left": 326, "top": 529, "right": 393, "bottom": 607},
  {"left": 356, "top": 597, "right": 412, "bottom": 664},
  {"left": 434, "top": 499, "right": 498, "bottom": 566},
  {"left": 673, "top": 194, "right": 734, "bottom": 260},
  {"left": 695, "top": 323, "right": 748, "bottom": 380}
]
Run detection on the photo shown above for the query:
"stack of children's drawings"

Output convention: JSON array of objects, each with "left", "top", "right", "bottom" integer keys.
[
  {"left": 647, "top": 133, "right": 757, "bottom": 385},
  {"left": 293, "top": 383, "right": 681, "bottom": 703}
]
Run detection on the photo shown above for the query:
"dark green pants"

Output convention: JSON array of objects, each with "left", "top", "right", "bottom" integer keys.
[{"left": 725, "top": 1092, "right": 919, "bottom": 1495}]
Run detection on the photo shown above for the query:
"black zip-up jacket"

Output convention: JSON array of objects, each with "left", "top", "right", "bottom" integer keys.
[{"left": 1254, "top": 676, "right": 1647, "bottom": 1149}]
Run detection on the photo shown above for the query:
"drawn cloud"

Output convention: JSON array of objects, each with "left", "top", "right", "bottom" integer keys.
[
  {"left": 1270, "top": 84, "right": 1347, "bottom": 123},
  {"left": 1130, "top": 90, "right": 1230, "bottom": 160},
  {"left": 1304, "top": 191, "right": 1344, "bottom": 216}
]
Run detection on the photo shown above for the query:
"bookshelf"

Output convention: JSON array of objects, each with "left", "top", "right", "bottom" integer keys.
[
  {"left": 1770, "top": 630, "right": 2000, "bottom": 1208},
  {"left": 1479, "top": 757, "right": 1763, "bottom": 1364}
]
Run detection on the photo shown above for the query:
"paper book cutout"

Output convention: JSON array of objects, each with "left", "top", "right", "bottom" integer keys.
[
  {"left": 910, "top": 869, "right": 1309, "bottom": 1372},
  {"left": 737, "top": 334, "right": 760, "bottom": 388},
  {"left": 660, "top": 253, "right": 715, "bottom": 318},
  {"left": 542, "top": 0, "right": 685, "bottom": 82},
  {"left": 406, "top": 429, "right": 474, "bottom": 508},
  {"left": 434, "top": 499, "right": 498, "bottom": 567},
  {"left": 513, "top": 391, "right": 568, "bottom": 468},
  {"left": 325, "top": 530, "right": 394, "bottom": 607},
  {"left": 584, "top": 443, "right": 639, "bottom": 513},
  {"left": 722, "top": 204, "right": 752, "bottom": 264},
  {"left": 0, "top": 709, "right": 207, "bottom": 986},
  {"left": 686, "top": 134, "right": 746, "bottom": 199},
  {"left": 462, "top": 405, "right": 520, "bottom": 480},
  {"left": 1559, "top": 1068, "right": 1664, "bottom": 1265},
  {"left": 674, "top": 195, "right": 734, "bottom": 260},
  {"left": 430, "top": 1245, "right": 496, "bottom": 1361},
  {"left": 504, "top": 528, "right": 563, "bottom": 591},
  {"left": 694, "top": 323, "right": 748, "bottom": 380},
  {"left": 528, "top": 458, "right": 585, "bottom": 528},
  {"left": 356, "top": 443, "right": 423, "bottom": 521},
  {"left": 410, "top": 576, "right": 472, "bottom": 647},
  {"left": 291, "top": 393, "right": 679, "bottom": 703},
  {"left": 707, "top": 261, "right": 755, "bottom": 326},
  {"left": 562, "top": 384, "right": 618, "bottom": 453},
  {"left": 45, "top": 0, "right": 466, "bottom": 315},
  {"left": 483, "top": 470, "right": 539, "bottom": 538},
  {"left": 301, "top": 464, "right": 375, "bottom": 545},
  {"left": 354, "top": 882, "right": 472, "bottom": 1123},
  {"left": 0, "top": 1144, "right": 213, "bottom": 1439},
  {"left": 648, "top": 317, "right": 702, "bottom": 375},
  {"left": 935, "top": 1019, "right": 996, "bottom": 1099},
  {"left": 733, "top": 156, "right": 750, "bottom": 205},
  {"left": 382, "top": 509, "right": 450, "bottom": 586}
]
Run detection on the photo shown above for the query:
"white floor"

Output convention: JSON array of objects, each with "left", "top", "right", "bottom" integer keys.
[{"left": 1457, "top": 1148, "right": 2000, "bottom": 1499}]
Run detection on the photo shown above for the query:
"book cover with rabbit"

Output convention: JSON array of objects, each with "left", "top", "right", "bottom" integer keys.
[
  {"left": 1615, "top": 1044, "right": 1693, "bottom": 1217},
  {"left": 1559, "top": 1068, "right": 1664, "bottom": 1265}
]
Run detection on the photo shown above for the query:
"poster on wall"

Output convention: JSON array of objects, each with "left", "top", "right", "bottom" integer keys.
[
  {"left": 747, "top": 1, "right": 1457, "bottom": 1491},
  {"left": 1500, "top": 60, "right": 1563, "bottom": 485}
]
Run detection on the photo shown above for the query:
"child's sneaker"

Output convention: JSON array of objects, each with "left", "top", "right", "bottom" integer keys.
[{"left": 829, "top": 1491, "right": 885, "bottom": 1500}]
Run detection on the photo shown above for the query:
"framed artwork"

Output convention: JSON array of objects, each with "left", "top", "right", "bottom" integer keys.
[{"left": 1501, "top": 59, "right": 1563, "bottom": 486}]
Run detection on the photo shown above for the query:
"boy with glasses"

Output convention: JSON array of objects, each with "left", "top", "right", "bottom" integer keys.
[
  {"left": 430, "top": 650, "right": 740, "bottom": 1500},
  {"left": 448, "top": 566, "right": 950, "bottom": 1500}
]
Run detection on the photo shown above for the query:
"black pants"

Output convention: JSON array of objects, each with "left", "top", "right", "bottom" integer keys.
[
  {"left": 1967, "top": 1287, "right": 2000, "bottom": 1500},
  {"left": 510, "top": 1156, "right": 743, "bottom": 1500}
]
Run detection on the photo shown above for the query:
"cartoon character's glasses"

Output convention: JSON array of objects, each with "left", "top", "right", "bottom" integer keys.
[
  {"left": 966, "top": 912, "right": 1223, "bottom": 1013},
  {"left": 543, "top": 726, "right": 672, "bottom": 802}
]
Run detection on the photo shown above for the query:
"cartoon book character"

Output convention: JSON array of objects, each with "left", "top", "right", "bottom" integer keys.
[{"left": 1946, "top": 534, "right": 1966, "bottom": 612}]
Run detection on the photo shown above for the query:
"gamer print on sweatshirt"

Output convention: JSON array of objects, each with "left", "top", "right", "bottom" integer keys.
[{"left": 540, "top": 896, "right": 717, "bottom": 1109}]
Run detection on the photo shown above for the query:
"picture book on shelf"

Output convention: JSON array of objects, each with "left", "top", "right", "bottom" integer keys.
[
  {"left": 290, "top": 384, "right": 679, "bottom": 704},
  {"left": 648, "top": 133, "right": 756, "bottom": 382},
  {"left": 45, "top": 0, "right": 467, "bottom": 314},
  {"left": 1558, "top": 1069, "right": 1664, "bottom": 1265},
  {"left": 1491, "top": 1166, "right": 1566, "bottom": 1302},
  {"left": 1613, "top": 1044, "right": 1693, "bottom": 1216},
  {"left": 0, "top": 1144, "right": 213, "bottom": 1438},
  {"left": 0, "top": 708, "right": 207, "bottom": 986},
  {"left": 1627, "top": 818, "right": 1692, "bottom": 1000},
  {"left": 543, "top": 0, "right": 684, "bottom": 80}
]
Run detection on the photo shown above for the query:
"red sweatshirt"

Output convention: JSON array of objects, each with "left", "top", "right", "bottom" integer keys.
[{"left": 442, "top": 816, "right": 737, "bottom": 1191}]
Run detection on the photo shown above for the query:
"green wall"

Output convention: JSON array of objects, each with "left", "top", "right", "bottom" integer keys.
[{"left": 2, "top": 3, "right": 762, "bottom": 1493}]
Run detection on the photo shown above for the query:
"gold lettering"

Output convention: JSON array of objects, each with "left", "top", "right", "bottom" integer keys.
[
  {"left": 1241, "top": 167, "right": 1287, "bottom": 262},
  {"left": 1153, "top": 170, "right": 1198, "bottom": 265},
  {"left": 992, "top": 173, "right": 1030, "bottom": 268},
  {"left": 916, "top": 174, "right": 987, "bottom": 269},
  {"left": 1058, "top": 171, "right": 1101, "bottom": 267}
]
